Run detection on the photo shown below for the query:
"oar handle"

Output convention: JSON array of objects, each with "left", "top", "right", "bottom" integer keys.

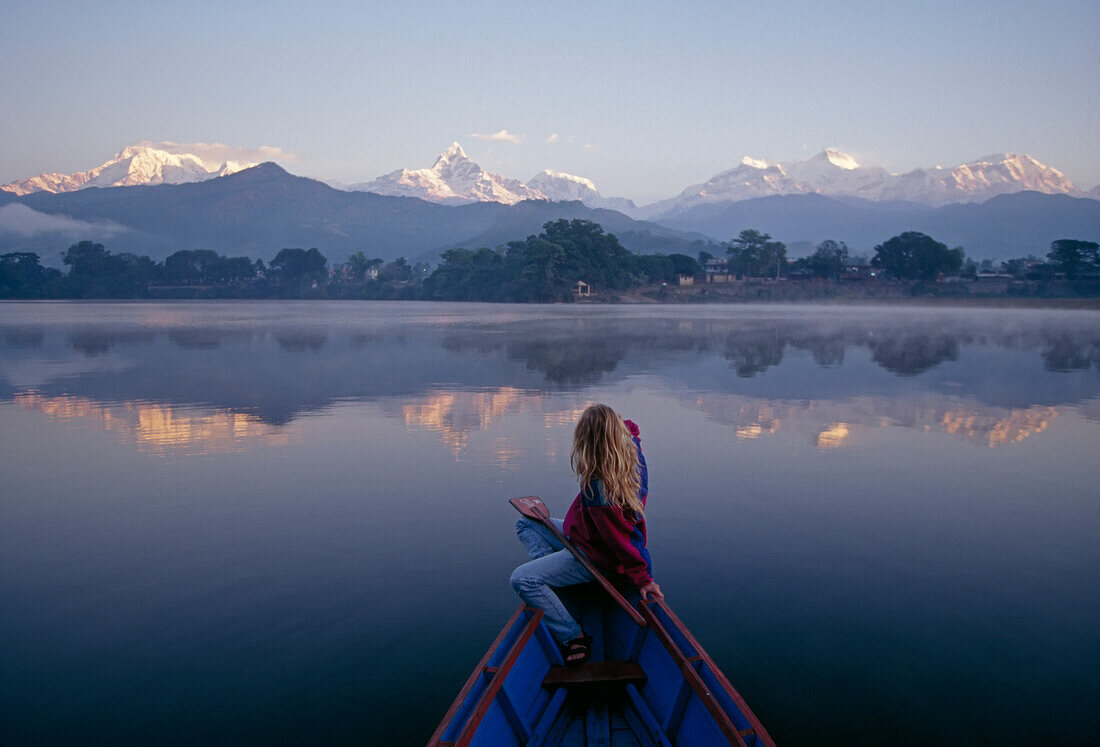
[{"left": 510, "top": 496, "right": 645, "bottom": 626}]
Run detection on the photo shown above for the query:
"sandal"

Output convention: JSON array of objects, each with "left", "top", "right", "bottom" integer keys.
[{"left": 563, "top": 635, "right": 592, "bottom": 665}]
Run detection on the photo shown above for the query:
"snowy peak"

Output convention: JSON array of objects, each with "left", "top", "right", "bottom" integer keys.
[
  {"left": 816, "top": 148, "right": 860, "bottom": 170},
  {"left": 526, "top": 169, "right": 639, "bottom": 215},
  {"left": 740, "top": 156, "right": 772, "bottom": 170},
  {"left": 646, "top": 149, "right": 1084, "bottom": 217},
  {"left": 351, "top": 143, "right": 547, "bottom": 205},
  {"left": 886, "top": 152, "right": 1078, "bottom": 205},
  {"left": 527, "top": 169, "right": 599, "bottom": 200},
  {"left": 1, "top": 144, "right": 256, "bottom": 195},
  {"left": 434, "top": 142, "right": 467, "bottom": 164},
  {"left": 350, "top": 147, "right": 643, "bottom": 212}
]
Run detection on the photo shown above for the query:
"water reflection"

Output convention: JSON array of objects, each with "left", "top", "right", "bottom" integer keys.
[
  {"left": 1, "top": 306, "right": 1098, "bottom": 455},
  {"left": 2, "top": 303, "right": 1098, "bottom": 745},
  {"left": 13, "top": 392, "right": 294, "bottom": 455},
  {"left": 691, "top": 392, "right": 1060, "bottom": 448}
]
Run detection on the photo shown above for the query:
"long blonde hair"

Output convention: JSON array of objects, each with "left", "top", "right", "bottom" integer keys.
[{"left": 570, "top": 404, "right": 643, "bottom": 517}]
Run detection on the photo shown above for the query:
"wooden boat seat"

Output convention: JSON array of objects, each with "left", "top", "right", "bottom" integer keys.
[{"left": 542, "top": 661, "right": 647, "bottom": 688}]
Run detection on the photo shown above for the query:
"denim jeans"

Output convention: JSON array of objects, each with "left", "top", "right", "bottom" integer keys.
[{"left": 509, "top": 517, "right": 593, "bottom": 644}]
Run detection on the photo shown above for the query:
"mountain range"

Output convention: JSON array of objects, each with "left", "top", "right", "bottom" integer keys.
[
  {"left": 645, "top": 150, "right": 1083, "bottom": 215},
  {"left": 1, "top": 144, "right": 254, "bottom": 196},
  {"left": 5, "top": 142, "right": 1094, "bottom": 215},
  {"left": 347, "top": 142, "right": 638, "bottom": 213},
  {"left": 0, "top": 163, "right": 712, "bottom": 263},
  {"left": 0, "top": 143, "right": 1097, "bottom": 263}
]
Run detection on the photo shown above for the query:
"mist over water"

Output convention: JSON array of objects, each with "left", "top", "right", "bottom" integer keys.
[{"left": 1, "top": 302, "right": 1098, "bottom": 744}]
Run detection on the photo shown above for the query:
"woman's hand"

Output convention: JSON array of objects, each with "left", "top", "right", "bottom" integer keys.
[{"left": 639, "top": 580, "right": 663, "bottom": 601}]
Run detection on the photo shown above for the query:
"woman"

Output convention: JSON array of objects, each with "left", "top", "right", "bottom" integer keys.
[{"left": 510, "top": 403, "right": 662, "bottom": 664}]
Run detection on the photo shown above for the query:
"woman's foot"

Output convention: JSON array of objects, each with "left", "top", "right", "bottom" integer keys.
[{"left": 563, "top": 635, "right": 591, "bottom": 665}]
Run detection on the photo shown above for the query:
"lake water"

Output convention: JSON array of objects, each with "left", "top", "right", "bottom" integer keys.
[{"left": 1, "top": 301, "right": 1098, "bottom": 745}]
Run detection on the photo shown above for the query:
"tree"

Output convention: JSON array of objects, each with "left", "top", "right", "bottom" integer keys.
[
  {"left": 806, "top": 239, "right": 849, "bottom": 279},
  {"left": 668, "top": 253, "right": 698, "bottom": 277},
  {"left": 215, "top": 255, "right": 258, "bottom": 284},
  {"left": 727, "top": 229, "right": 787, "bottom": 278},
  {"left": 270, "top": 247, "right": 327, "bottom": 285},
  {"left": 345, "top": 251, "right": 384, "bottom": 281},
  {"left": 162, "top": 249, "right": 220, "bottom": 284},
  {"left": 61, "top": 241, "right": 154, "bottom": 297},
  {"left": 0, "top": 252, "right": 61, "bottom": 298},
  {"left": 871, "top": 232, "right": 963, "bottom": 280},
  {"left": 423, "top": 220, "right": 666, "bottom": 302},
  {"left": 1047, "top": 239, "right": 1100, "bottom": 279},
  {"left": 1002, "top": 256, "right": 1039, "bottom": 277},
  {"left": 539, "top": 219, "right": 635, "bottom": 289},
  {"left": 510, "top": 237, "right": 570, "bottom": 301},
  {"left": 62, "top": 241, "right": 114, "bottom": 277},
  {"left": 379, "top": 257, "right": 412, "bottom": 283},
  {"left": 425, "top": 248, "right": 505, "bottom": 300}
]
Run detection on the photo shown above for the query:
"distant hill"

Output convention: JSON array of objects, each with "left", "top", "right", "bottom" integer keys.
[
  {"left": 654, "top": 192, "right": 1100, "bottom": 258},
  {"left": 3, "top": 163, "right": 1094, "bottom": 263},
  {"left": 0, "top": 163, "right": 712, "bottom": 263}
]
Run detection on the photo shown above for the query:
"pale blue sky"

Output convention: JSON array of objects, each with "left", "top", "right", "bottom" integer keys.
[{"left": 2, "top": 0, "right": 1097, "bottom": 203}]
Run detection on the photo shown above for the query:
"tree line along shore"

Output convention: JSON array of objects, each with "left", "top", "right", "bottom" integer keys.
[{"left": 1, "top": 219, "right": 1097, "bottom": 302}]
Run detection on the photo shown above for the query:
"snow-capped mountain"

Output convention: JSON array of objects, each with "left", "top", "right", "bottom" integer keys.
[
  {"left": 880, "top": 153, "right": 1079, "bottom": 205},
  {"left": 527, "top": 169, "right": 639, "bottom": 214},
  {"left": 1, "top": 144, "right": 255, "bottom": 195},
  {"left": 645, "top": 150, "right": 1085, "bottom": 217},
  {"left": 351, "top": 143, "right": 548, "bottom": 205}
]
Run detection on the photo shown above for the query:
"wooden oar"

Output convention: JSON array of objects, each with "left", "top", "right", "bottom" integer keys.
[{"left": 510, "top": 496, "right": 645, "bottom": 626}]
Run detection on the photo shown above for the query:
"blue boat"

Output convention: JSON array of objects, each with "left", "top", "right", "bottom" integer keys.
[{"left": 428, "top": 584, "right": 775, "bottom": 746}]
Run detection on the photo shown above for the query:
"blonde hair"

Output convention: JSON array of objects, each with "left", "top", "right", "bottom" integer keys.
[{"left": 570, "top": 404, "right": 643, "bottom": 518}]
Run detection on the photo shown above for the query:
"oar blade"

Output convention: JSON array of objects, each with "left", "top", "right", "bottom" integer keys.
[{"left": 509, "top": 496, "right": 551, "bottom": 522}]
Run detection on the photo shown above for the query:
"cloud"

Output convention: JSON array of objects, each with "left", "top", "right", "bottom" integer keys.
[
  {"left": 545, "top": 133, "right": 560, "bottom": 144},
  {"left": 0, "top": 204, "right": 127, "bottom": 237},
  {"left": 581, "top": 143, "right": 596, "bottom": 151},
  {"left": 470, "top": 129, "right": 523, "bottom": 144},
  {"left": 138, "top": 140, "right": 296, "bottom": 170}
]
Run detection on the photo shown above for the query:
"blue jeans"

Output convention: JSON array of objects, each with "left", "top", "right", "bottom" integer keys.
[{"left": 509, "top": 517, "right": 593, "bottom": 644}]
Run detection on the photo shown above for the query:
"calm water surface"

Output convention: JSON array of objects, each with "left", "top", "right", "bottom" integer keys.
[{"left": 1, "top": 301, "right": 1098, "bottom": 745}]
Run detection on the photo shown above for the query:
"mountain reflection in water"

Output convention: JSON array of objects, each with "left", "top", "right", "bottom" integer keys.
[
  {"left": 1, "top": 302, "right": 1098, "bottom": 745},
  {"left": 2, "top": 306, "right": 1098, "bottom": 454}
]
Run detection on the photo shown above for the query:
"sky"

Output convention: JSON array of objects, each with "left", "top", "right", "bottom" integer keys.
[{"left": 1, "top": 0, "right": 1097, "bottom": 204}]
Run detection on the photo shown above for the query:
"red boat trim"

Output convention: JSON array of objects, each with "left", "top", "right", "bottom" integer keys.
[
  {"left": 639, "top": 600, "right": 750, "bottom": 747},
  {"left": 426, "top": 604, "right": 526, "bottom": 746},
  {"left": 647, "top": 599, "right": 776, "bottom": 747},
  {"left": 453, "top": 608, "right": 544, "bottom": 747}
]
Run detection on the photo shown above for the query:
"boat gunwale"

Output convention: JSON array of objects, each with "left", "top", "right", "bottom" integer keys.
[
  {"left": 426, "top": 604, "right": 528, "bottom": 746},
  {"left": 645, "top": 598, "right": 776, "bottom": 746},
  {"left": 639, "top": 598, "right": 776, "bottom": 747},
  {"left": 452, "top": 607, "right": 543, "bottom": 747}
]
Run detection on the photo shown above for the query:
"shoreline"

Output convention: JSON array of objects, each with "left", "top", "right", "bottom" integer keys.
[{"left": 3, "top": 295, "right": 1099, "bottom": 310}]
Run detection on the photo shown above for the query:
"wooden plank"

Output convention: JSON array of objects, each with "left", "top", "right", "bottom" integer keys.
[
  {"left": 493, "top": 688, "right": 530, "bottom": 743},
  {"left": 581, "top": 592, "right": 611, "bottom": 747},
  {"left": 624, "top": 684, "right": 673, "bottom": 747},
  {"left": 527, "top": 688, "right": 568, "bottom": 747},
  {"left": 619, "top": 698, "right": 665, "bottom": 747},
  {"left": 542, "top": 661, "right": 647, "bottom": 688},
  {"left": 660, "top": 678, "right": 693, "bottom": 735},
  {"left": 586, "top": 702, "right": 611, "bottom": 747}
]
